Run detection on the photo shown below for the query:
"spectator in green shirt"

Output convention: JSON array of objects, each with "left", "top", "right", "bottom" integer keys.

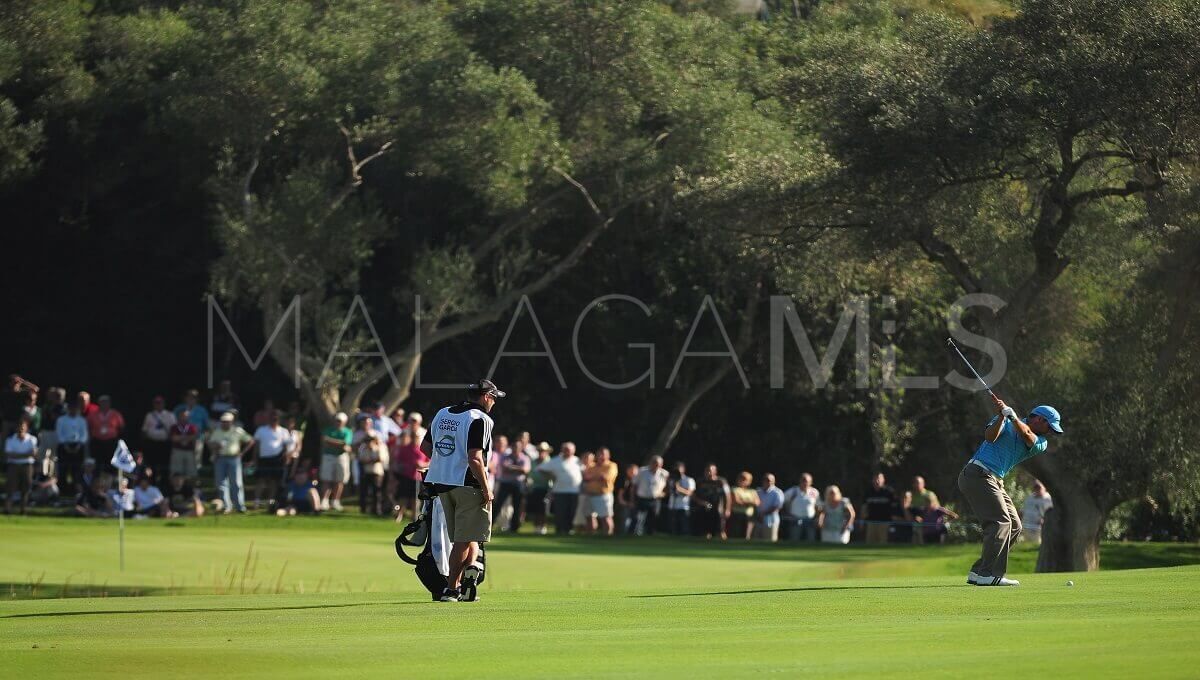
[
  {"left": 318, "top": 412, "right": 353, "bottom": 511},
  {"left": 910, "top": 475, "right": 940, "bottom": 544}
]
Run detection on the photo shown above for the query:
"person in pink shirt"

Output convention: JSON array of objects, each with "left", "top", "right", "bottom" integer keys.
[
  {"left": 87, "top": 395, "right": 125, "bottom": 463},
  {"left": 388, "top": 430, "right": 429, "bottom": 521}
]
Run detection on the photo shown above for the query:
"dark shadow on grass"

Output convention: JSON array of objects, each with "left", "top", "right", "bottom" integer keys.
[
  {"left": 490, "top": 534, "right": 959, "bottom": 563},
  {"left": 1, "top": 600, "right": 423, "bottom": 619},
  {"left": 632, "top": 584, "right": 964, "bottom": 598}
]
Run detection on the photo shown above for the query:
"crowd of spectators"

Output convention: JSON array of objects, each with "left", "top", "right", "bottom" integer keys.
[{"left": 2, "top": 373, "right": 1055, "bottom": 545}]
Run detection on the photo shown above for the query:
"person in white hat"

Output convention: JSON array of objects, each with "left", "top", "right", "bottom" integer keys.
[{"left": 319, "top": 412, "right": 353, "bottom": 511}]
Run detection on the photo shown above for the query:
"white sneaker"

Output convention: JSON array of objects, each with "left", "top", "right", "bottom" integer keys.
[
  {"left": 974, "top": 574, "right": 1020, "bottom": 586},
  {"left": 438, "top": 589, "right": 460, "bottom": 602},
  {"left": 967, "top": 571, "right": 984, "bottom": 585},
  {"left": 331, "top": 500, "right": 344, "bottom": 511},
  {"left": 320, "top": 498, "right": 330, "bottom": 511}
]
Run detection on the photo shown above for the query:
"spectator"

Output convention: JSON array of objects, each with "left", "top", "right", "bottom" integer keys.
[
  {"left": 133, "top": 473, "right": 172, "bottom": 517},
  {"left": 892, "top": 491, "right": 914, "bottom": 543},
  {"left": 5, "top": 419, "right": 38, "bottom": 514},
  {"left": 108, "top": 475, "right": 135, "bottom": 515},
  {"left": 391, "top": 407, "right": 406, "bottom": 434},
  {"left": 1021, "top": 480, "right": 1054, "bottom": 545},
  {"left": 29, "top": 470, "right": 59, "bottom": 507},
  {"left": 174, "top": 389, "right": 209, "bottom": 472},
  {"left": 573, "top": 451, "right": 597, "bottom": 533},
  {"left": 86, "top": 395, "right": 125, "bottom": 465},
  {"left": 389, "top": 430, "right": 428, "bottom": 521},
  {"left": 166, "top": 473, "right": 204, "bottom": 517},
  {"left": 909, "top": 476, "right": 939, "bottom": 544},
  {"left": 77, "top": 390, "right": 99, "bottom": 418},
  {"left": 140, "top": 395, "right": 176, "bottom": 475},
  {"left": 37, "top": 387, "right": 64, "bottom": 477},
  {"left": 494, "top": 437, "right": 532, "bottom": 532},
  {"left": 319, "top": 412, "right": 353, "bottom": 512},
  {"left": 79, "top": 458, "right": 97, "bottom": 493},
  {"left": 632, "top": 455, "right": 670, "bottom": 536},
  {"left": 616, "top": 463, "right": 639, "bottom": 535},
  {"left": 667, "top": 462, "right": 696, "bottom": 536},
  {"left": 525, "top": 442, "right": 554, "bottom": 535},
  {"left": 280, "top": 468, "right": 322, "bottom": 515},
  {"left": 819, "top": 485, "right": 855, "bottom": 544},
  {"left": 253, "top": 409, "right": 294, "bottom": 510},
  {"left": 252, "top": 399, "right": 277, "bottom": 429},
  {"left": 911, "top": 475, "right": 939, "bottom": 512},
  {"left": 210, "top": 379, "right": 238, "bottom": 418},
  {"left": 514, "top": 431, "right": 538, "bottom": 458},
  {"left": 369, "top": 402, "right": 402, "bottom": 442},
  {"left": 56, "top": 400, "right": 89, "bottom": 495},
  {"left": 783, "top": 473, "right": 821, "bottom": 542},
  {"left": 75, "top": 475, "right": 114, "bottom": 517},
  {"left": 487, "top": 435, "right": 508, "bottom": 497},
  {"left": 283, "top": 413, "right": 304, "bottom": 478},
  {"left": 918, "top": 496, "right": 959, "bottom": 544},
  {"left": 756, "top": 473, "right": 785, "bottom": 542},
  {"left": 729, "top": 471, "right": 760, "bottom": 540},
  {"left": 860, "top": 473, "right": 896, "bottom": 545},
  {"left": 206, "top": 411, "right": 255, "bottom": 513},
  {"left": 169, "top": 410, "right": 200, "bottom": 482},
  {"left": 3, "top": 374, "right": 39, "bottom": 435},
  {"left": 537, "top": 441, "right": 583, "bottom": 535},
  {"left": 582, "top": 447, "right": 619, "bottom": 536},
  {"left": 406, "top": 412, "right": 427, "bottom": 446},
  {"left": 694, "top": 464, "right": 732, "bottom": 540},
  {"left": 174, "top": 389, "right": 210, "bottom": 433},
  {"left": 20, "top": 389, "right": 41, "bottom": 433},
  {"left": 354, "top": 416, "right": 388, "bottom": 516}
]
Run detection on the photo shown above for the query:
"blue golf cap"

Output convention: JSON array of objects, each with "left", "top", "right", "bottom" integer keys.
[{"left": 1030, "top": 405, "right": 1063, "bottom": 433}]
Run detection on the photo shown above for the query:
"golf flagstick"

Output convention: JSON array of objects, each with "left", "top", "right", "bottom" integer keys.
[
  {"left": 118, "top": 467, "right": 125, "bottom": 572},
  {"left": 110, "top": 439, "right": 137, "bottom": 572}
]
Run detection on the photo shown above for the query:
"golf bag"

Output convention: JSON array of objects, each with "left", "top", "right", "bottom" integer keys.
[{"left": 395, "top": 486, "right": 486, "bottom": 601}]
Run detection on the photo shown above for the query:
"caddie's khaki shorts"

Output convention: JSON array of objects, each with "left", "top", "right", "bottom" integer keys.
[{"left": 440, "top": 486, "right": 492, "bottom": 543}]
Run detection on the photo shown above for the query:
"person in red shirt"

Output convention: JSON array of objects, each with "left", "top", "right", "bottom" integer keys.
[
  {"left": 87, "top": 395, "right": 125, "bottom": 463},
  {"left": 388, "top": 430, "right": 429, "bottom": 521},
  {"left": 77, "top": 391, "right": 100, "bottom": 418}
]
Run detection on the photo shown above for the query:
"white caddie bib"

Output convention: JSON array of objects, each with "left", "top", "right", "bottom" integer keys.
[{"left": 424, "top": 405, "right": 493, "bottom": 487}]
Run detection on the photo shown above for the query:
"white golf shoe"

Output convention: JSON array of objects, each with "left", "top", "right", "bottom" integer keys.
[{"left": 971, "top": 573, "right": 1020, "bottom": 586}]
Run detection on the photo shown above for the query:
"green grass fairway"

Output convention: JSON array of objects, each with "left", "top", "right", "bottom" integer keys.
[{"left": 2, "top": 516, "right": 1199, "bottom": 678}]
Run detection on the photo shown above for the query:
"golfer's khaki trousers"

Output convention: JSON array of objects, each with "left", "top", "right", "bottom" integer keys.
[{"left": 957, "top": 463, "right": 1022, "bottom": 577}]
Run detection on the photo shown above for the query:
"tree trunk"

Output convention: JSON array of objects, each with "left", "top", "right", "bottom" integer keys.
[
  {"left": 646, "top": 282, "right": 762, "bottom": 462},
  {"left": 1024, "top": 443, "right": 1105, "bottom": 571}
]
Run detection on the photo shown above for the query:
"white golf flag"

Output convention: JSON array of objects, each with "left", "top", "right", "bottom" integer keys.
[{"left": 110, "top": 439, "right": 137, "bottom": 474}]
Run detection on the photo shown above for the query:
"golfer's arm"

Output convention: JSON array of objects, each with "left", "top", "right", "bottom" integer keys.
[
  {"left": 984, "top": 417, "right": 1004, "bottom": 442},
  {"left": 467, "top": 450, "right": 489, "bottom": 490},
  {"left": 1011, "top": 417, "right": 1038, "bottom": 447}
]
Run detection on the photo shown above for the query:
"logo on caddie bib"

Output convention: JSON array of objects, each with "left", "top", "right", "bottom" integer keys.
[{"left": 434, "top": 434, "right": 455, "bottom": 457}]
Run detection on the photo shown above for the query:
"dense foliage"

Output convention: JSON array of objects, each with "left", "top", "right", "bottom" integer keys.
[{"left": 2, "top": 0, "right": 1197, "bottom": 567}]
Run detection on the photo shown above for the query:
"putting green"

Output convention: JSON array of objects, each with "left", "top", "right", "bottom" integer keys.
[{"left": 1, "top": 516, "right": 1198, "bottom": 678}]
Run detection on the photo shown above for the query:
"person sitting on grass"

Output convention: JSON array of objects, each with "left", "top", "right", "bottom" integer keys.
[
  {"left": 109, "top": 475, "right": 135, "bottom": 516},
  {"left": 29, "top": 470, "right": 60, "bottom": 507},
  {"left": 133, "top": 472, "right": 173, "bottom": 518},
  {"left": 278, "top": 469, "right": 322, "bottom": 516},
  {"left": 166, "top": 473, "right": 204, "bottom": 518},
  {"left": 75, "top": 475, "right": 114, "bottom": 517}
]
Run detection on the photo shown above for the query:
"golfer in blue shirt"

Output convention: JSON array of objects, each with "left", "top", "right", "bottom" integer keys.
[{"left": 958, "top": 394, "right": 1062, "bottom": 586}]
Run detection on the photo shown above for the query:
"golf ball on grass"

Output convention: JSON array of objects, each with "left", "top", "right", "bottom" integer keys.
[{"left": 1067, "top": 580, "right": 1074, "bottom": 586}]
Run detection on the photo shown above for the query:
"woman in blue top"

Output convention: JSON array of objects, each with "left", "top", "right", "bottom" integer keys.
[{"left": 958, "top": 393, "right": 1062, "bottom": 586}]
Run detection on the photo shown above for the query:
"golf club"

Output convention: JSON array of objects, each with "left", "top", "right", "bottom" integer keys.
[{"left": 947, "top": 337, "right": 996, "bottom": 398}]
